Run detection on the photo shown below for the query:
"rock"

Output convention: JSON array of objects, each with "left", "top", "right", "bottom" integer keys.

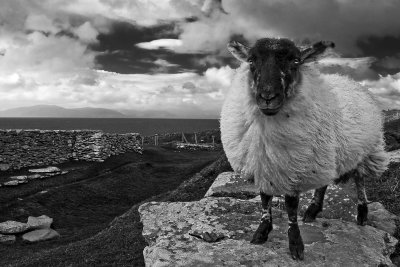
[
  {"left": 10, "top": 175, "right": 28, "bottom": 181},
  {"left": 367, "top": 202, "right": 399, "bottom": 235},
  {"left": 0, "top": 163, "right": 10, "bottom": 171},
  {"left": 0, "top": 234, "right": 16, "bottom": 244},
  {"left": 27, "top": 215, "right": 53, "bottom": 230},
  {"left": 27, "top": 174, "right": 43, "bottom": 179},
  {"left": 22, "top": 229, "right": 60, "bottom": 242},
  {"left": 139, "top": 197, "right": 397, "bottom": 267},
  {"left": 0, "top": 221, "right": 29, "bottom": 234},
  {"left": 208, "top": 172, "right": 358, "bottom": 221},
  {"left": 28, "top": 166, "right": 61, "bottom": 173},
  {"left": 205, "top": 172, "right": 258, "bottom": 199},
  {"left": 3, "top": 180, "right": 19, "bottom": 186}
]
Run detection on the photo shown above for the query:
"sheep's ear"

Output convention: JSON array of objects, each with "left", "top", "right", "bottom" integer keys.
[
  {"left": 300, "top": 41, "right": 335, "bottom": 63},
  {"left": 227, "top": 41, "right": 250, "bottom": 62}
]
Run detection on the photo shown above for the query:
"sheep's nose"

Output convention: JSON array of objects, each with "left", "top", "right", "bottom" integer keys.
[{"left": 260, "top": 92, "right": 279, "bottom": 102}]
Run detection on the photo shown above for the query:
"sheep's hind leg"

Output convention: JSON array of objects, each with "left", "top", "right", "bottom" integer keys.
[
  {"left": 285, "top": 194, "right": 304, "bottom": 260},
  {"left": 354, "top": 171, "right": 368, "bottom": 226},
  {"left": 303, "top": 185, "right": 328, "bottom": 222},
  {"left": 251, "top": 192, "right": 273, "bottom": 244}
]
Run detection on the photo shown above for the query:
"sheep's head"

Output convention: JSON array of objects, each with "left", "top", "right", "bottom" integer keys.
[{"left": 227, "top": 38, "right": 334, "bottom": 116}]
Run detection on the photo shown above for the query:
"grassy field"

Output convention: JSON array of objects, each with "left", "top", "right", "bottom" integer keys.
[{"left": 0, "top": 146, "right": 227, "bottom": 266}]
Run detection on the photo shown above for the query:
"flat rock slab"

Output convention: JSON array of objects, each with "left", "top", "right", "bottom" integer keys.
[
  {"left": 27, "top": 215, "right": 53, "bottom": 230},
  {"left": 22, "top": 229, "right": 60, "bottom": 242},
  {"left": 208, "top": 172, "right": 398, "bottom": 233},
  {"left": 205, "top": 172, "right": 258, "bottom": 199},
  {"left": 3, "top": 180, "right": 19, "bottom": 186},
  {"left": 28, "top": 166, "right": 61, "bottom": 173},
  {"left": 0, "top": 234, "right": 16, "bottom": 244},
  {"left": 139, "top": 197, "right": 397, "bottom": 267},
  {"left": 0, "top": 221, "right": 29, "bottom": 234}
]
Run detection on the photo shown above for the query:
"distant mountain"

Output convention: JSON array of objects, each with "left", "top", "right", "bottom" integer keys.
[{"left": 0, "top": 105, "right": 126, "bottom": 118}]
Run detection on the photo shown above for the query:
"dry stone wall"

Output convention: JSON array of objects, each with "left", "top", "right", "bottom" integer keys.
[{"left": 0, "top": 130, "right": 142, "bottom": 171}]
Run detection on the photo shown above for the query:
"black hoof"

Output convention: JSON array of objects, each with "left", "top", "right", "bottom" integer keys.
[
  {"left": 288, "top": 225, "right": 304, "bottom": 260},
  {"left": 357, "top": 203, "right": 368, "bottom": 226},
  {"left": 250, "top": 220, "right": 272, "bottom": 244},
  {"left": 303, "top": 203, "right": 322, "bottom": 223}
]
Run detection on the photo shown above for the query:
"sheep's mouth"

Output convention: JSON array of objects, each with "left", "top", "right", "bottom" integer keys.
[{"left": 259, "top": 107, "right": 281, "bottom": 116}]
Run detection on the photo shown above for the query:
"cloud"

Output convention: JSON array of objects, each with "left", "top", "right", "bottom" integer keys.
[
  {"left": 136, "top": 39, "right": 183, "bottom": 50},
  {"left": 0, "top": 63, "right": 234, "bottom": 118},
  {"left": 72, "top": 22, "right": 99, "bottom": 43},
  {"left": 133, "top": 0, "right": 400, "bottom": 56},
  {"left": 376, "top": 54, "right": 400, "bottom": 70},
  {"left": 361, "top": 73, "right": 400, "bottom": 110}
]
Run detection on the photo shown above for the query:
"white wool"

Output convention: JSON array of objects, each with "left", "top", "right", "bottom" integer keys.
[{"left": 220, "top": 63, "right": 389, "bottom": 196}]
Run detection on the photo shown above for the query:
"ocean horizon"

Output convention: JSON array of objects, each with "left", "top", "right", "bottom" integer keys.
[{"left": 0, "top": 118, "right": 220, "bottom": 136}]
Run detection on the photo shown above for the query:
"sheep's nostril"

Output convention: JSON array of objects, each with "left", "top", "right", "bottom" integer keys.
[{"left": 260, "top": 92, "right": 278, "bottom": 102}]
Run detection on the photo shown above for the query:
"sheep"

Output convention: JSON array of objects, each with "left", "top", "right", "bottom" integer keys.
[{"left": 220, "top": 38, "right": 389, "bottom": 260}]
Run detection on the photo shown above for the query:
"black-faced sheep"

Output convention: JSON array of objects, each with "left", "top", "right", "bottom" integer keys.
[{"left": 220, "top": 38, "right": 389, "bottom": 260}]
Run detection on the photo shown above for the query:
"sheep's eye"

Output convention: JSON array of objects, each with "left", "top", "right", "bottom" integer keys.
[
  {"left": 293, "top": 59, "right": 300, "bottom": 65},
  {"left": 248, "top": 59, "right": 254, "bottom": 65}
]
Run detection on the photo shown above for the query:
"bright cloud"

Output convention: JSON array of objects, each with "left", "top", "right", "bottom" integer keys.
[
  {"left": 136, "top": 39, "right": 183, "bottom": 50},
  {"left": 362, "top": 73, "right": 400, "bottom": 110}
]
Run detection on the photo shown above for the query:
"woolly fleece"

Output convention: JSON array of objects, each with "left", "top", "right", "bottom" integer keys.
[{"left": 220, "top": 63, "right": 388, "bottom": 196}]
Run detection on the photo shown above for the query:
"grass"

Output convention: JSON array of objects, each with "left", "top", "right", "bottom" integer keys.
[{"left": 0, "top": 146, "right": 228, "bottom": 266}]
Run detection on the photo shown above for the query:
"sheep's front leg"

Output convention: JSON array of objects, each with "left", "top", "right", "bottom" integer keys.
[
  {"left": 303, "top": 185, "right": 328, "bottom": 222},
  {"left": 285, "top": 194, "right": 304, "bottom": 260},
  {"left": 354, "top": 171, "right": 368, "bottom": 225},
  {"left": 251, "top": 192, "right": 273, "bottom": 244}
]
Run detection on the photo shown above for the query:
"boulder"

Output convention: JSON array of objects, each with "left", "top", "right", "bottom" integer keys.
[
  {"left": 3, "top": 180, "right": 19, "bottom": 186},
  {"left": 22, "top": 229, "right": 60, "bottom": 242},
  {"left": 0, "top": 163, "right": 10, "bottom": 171},
  {"left": 368, "top": 202, "right": 399, "bottom": 235},
  {"left": 139, "top": 197, "right": 397, "bottom": 267},
  {"left": 28, "top": 166, "right": 61, "bottom": 173},
  {"left": 27, "top": 215, "right": 53, "bottom": 230},
  {"left": 0, "top": 234, "right": 16, "bottom": 244},
  {"left": 27, "top": 174, "right": 43, "bottom": 180},
  {"left": 209, "top": 172, "right": 399, "bottom": 235},
  {"left": 204, "top": 172, "right": 258, "bottom": 199},
  {"left": 10, "top": 175, "right": 28, "bottom": 181},
  {"left": 0, "top": 221, "right": 29, "bottom": 234}
]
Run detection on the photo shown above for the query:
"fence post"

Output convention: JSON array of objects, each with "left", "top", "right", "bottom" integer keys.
[{"left": 212, "top": 135, "right": 215, "bottom": 147}]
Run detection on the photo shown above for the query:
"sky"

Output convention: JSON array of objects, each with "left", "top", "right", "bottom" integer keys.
[{"left": 0, "top": 0, "right": 400, "bottom": 118}]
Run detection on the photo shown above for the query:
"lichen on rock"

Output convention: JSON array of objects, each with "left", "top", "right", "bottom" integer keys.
[{"left": 139, "top": 197, "right": 397, "bottom": 266}]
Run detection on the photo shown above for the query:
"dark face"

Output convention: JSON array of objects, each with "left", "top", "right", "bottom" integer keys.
[{"left": 247, "top": 38, "right": 301, "bottom": 116}]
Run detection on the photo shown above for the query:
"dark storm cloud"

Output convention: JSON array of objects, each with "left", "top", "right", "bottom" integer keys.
[{"left": 92, "top": 20, "right": 216, "bottom": 74}]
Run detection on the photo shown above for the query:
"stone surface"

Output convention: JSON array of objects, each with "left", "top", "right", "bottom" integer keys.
[
  {"left": 22, "top": 229, "right": 60, "bottom": 242},
  {"left": 27, "top": 174, "right": 43, "bottom": 180},
  {"left": 0, "top": 130, "right": 142, "bottom": 171},
  {"left": 139, "top": 197, "right": 397, "bottom": 267},
  {"left": 205, "top": 172, "right": 258, "bottom": 199},
  {"left": 0, "top": 163, "right": 10, "bottom": 171},
  {"left": 3, "top": 180, "right": 19, "bottom": 186},
  {"left": 27, "top": 215, "right": 53, "bottom": 230},
  {"left": 10, "top": 175, "right": 28, "bottom": 181},
  {"left": 0, "top": 221, "right": 29, "bottom": 234},
  {"left": 0, "top": 234, "right": 16, "bottom": 244},
  {"left": 209, "top": 172, "right": 399, "bottom": 231},
  {"left": 368, "top": 202, "right": 399, "bottom": 235},
  {"left": 28, "top": 166, "right": 61, "bottom": 173}
]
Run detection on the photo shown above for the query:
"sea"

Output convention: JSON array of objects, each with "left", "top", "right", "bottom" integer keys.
[{"left": 0, "top": 118, "right": 220, "bottom": 136}]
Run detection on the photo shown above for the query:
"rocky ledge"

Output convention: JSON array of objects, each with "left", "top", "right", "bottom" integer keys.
[{"left": 139, "top": 172, "right": 399, "bottom": 266}]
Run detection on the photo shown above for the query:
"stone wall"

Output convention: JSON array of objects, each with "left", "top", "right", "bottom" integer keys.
[{"left": 0, "top": 130, "right": 142, "bottom": 171}]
